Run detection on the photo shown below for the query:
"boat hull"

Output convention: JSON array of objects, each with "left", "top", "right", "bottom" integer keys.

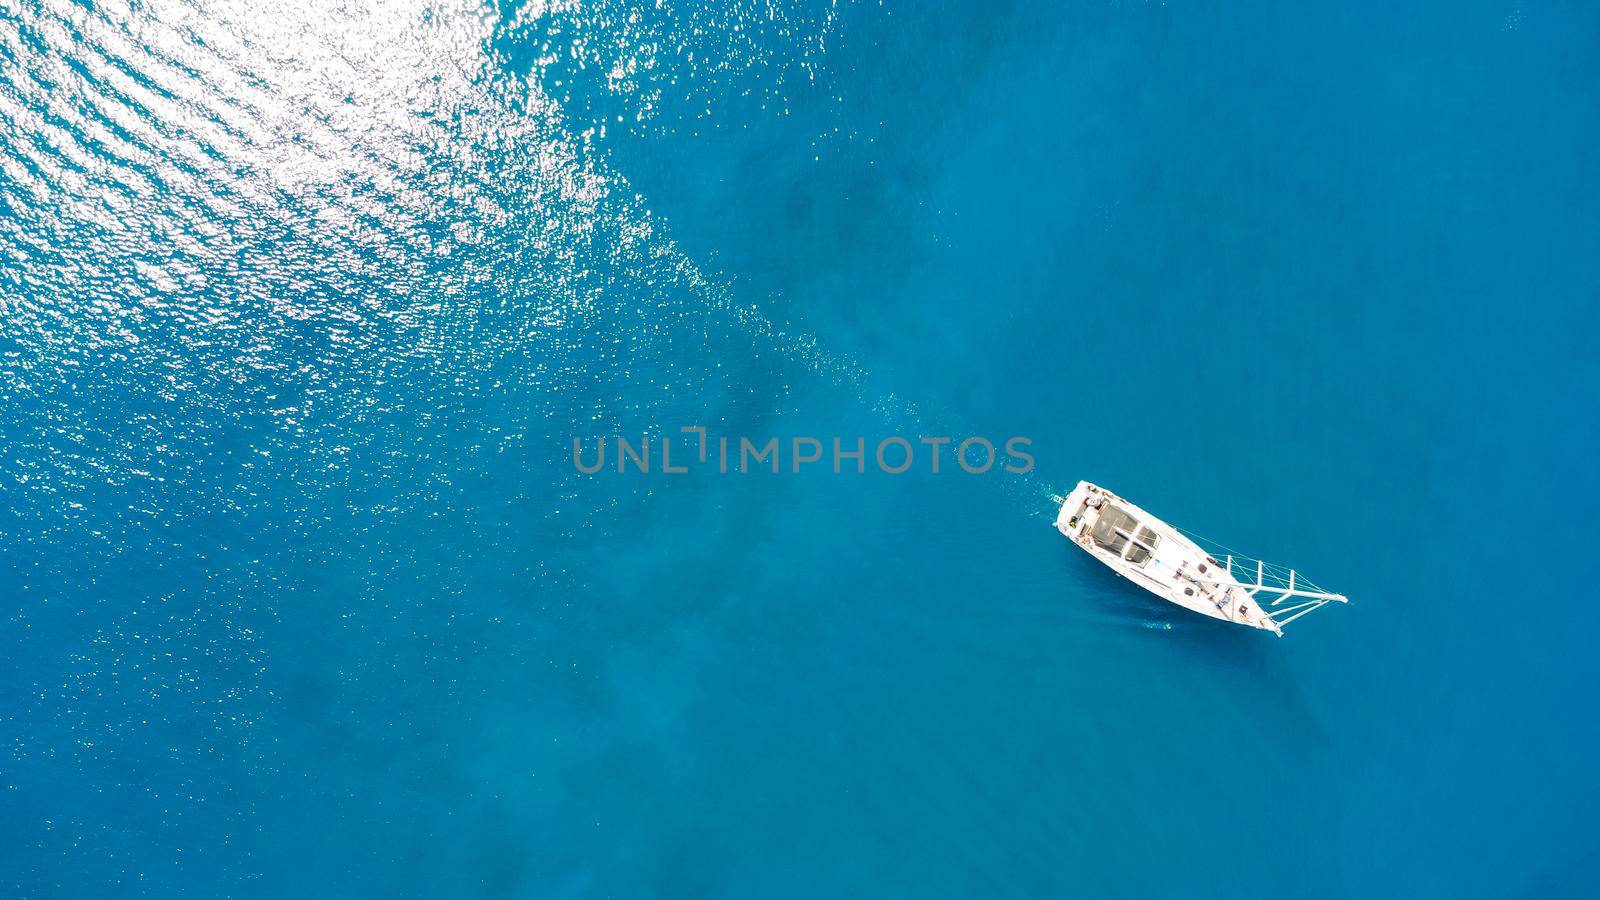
[{"left": 1056, "top": 481, "right": 1281, "bottom": 634}]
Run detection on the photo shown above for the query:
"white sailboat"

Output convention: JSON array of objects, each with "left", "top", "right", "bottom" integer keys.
[{"left": 1054, "top": 480, "right": 1348, "bottom": 635}]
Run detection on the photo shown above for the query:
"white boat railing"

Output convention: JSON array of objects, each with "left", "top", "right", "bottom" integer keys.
[{"left": 1221, "top": 554, "right": 1349, "bottom": 629}]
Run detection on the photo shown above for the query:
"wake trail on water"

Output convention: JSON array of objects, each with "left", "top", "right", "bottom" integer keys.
[
  {"left": 452, "top": 6, "right": 1076, "bottom": 524},
  {"left": 670, "top": 251, "right": 1062, "bottom": 508}
]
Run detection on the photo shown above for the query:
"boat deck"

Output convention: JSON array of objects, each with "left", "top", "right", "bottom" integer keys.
[{"left": 1056, "top": 481, "right": 1281, "bottom": 633}]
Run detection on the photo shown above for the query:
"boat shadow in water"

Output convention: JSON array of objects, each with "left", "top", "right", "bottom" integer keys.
[
  {"left": 1167, "top": 622, "right": 1332, "bottom": 745},
  {"left": 1066, "top": 542, "right": 1332, "bottom": 743}
]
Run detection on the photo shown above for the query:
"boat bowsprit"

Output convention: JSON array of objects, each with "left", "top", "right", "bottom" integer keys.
[{"left": 1053, "top": 480, "right": 1349, "bottom": 635}]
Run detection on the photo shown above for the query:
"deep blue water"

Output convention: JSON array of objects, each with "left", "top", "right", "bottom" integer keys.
[{"left": 3, "top": 1, "right": 1599, "bottom": 896}]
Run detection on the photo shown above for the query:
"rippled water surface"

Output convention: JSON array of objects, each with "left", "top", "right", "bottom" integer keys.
[{"left": 4, "top": 1, "right": 1599, "bottom": 896}]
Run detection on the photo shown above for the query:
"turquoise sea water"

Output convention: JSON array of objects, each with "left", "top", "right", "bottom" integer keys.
[{"left": 3, "top": 1, "right": 1599, "bottom": 896}]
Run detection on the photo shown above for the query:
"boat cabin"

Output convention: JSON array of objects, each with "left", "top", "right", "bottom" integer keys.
[{"left": 1089, "top": 503, "right": 1162, "bottom": 567}]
